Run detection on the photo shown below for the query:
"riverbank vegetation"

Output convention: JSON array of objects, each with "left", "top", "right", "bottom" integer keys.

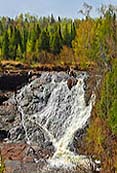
[
  {"left": 0, "top": 3, "right": 117, "bottom": 173},
  {"left": 0, "top": 153, "right": 5, "bottom": 173},
  {"left": 80, "top": 58, "right": 117, "bottom": 173}
]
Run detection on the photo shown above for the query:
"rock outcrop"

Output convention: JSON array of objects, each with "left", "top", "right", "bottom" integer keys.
[
  {"left": 67, "top": 77, "right": 77, "bottom": 90},
  {"left": 0, "top": 70, "right": 100, "bottom": 173},
  {"left": 0, "top": 73, "right": 30, "bottom": 91},
  {"left": 0, "top": 93, "right": 9, "bottom": 105}
]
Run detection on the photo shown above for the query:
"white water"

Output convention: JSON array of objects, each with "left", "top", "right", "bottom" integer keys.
[
  {"left": 47, "top": 78, "right": 96, "bottom": 168},
  {"left": 14, "top": 72, "right": 95, "bottom": 169},
  {"left": 15, "top": 87, "right": 31, "bottom": 145}
]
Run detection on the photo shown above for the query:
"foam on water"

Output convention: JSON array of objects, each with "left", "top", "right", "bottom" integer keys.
[{"left": 13, "top": 72, "right": 95, "bottom": 170}]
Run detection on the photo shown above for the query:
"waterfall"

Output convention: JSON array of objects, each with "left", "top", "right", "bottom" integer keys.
[
  {"left": 15, "top": 86, "right": 31, "bottom": 145},
  {"left": 10, "top": 71, "right": 95, "bottom": 170},
  {"left": 46, "top": 78, "right": 96, "bottom": 168}
]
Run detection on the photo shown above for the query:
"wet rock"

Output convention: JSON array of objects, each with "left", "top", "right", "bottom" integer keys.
[
  {"left": 0, "top": 129, "right": 9, "bottom": 141},
  {"left": 0, "top": 101, "right": 18, "bottom": 132},
  {"left": 9, "top": 126, "right": 25, "bottom": 142},
  {"left": 84, "top": 70, "right": 102, "bottom": 106},
  {"left": 1, "top": 143, "right": 27, "bottom": 161},
  {"left": 68, "top": 68, "right": 77, "bottom": 78},
  {"left": 0, "top": 94, "right": 9, "bottom": 105},
  {"left": 6, "top": 115, "right": 15, "bottom": 123},
  {"left": 26, "top": 144, "right": 54, "bottom": 162},
  {"left": 69, "top": 124, "right": 89, "bottom": 154},
  {"left": 67, "top": 77, "right": 77, "bottom": 90},
  {"left": 0, "top": 73, "right": 30, "bottom": 91},
  {"left": 0, "top": 143, "right": 54, "bottom": 173}
]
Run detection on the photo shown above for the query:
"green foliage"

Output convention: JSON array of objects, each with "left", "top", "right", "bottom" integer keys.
[
  {"left": 50, "top": 25, "right": 63, "bottom": 54},
  {"left": 70, "top": 22, "right": 76, "bottom": 42},
  {"left": 8, "top": 26, "right": 22, "bottom": 60},
  {"left": 63, "top": 23, "right": 71, "bottom": 46},
  {"left": 2, "top": 31, "right": 9, "bottom": 59},
  {"left": 72, "top": 19, "right": 96, "bottom": 65},
  {"left": 0, "top": 14, "right": 76, "bottom": 62},
  {"left": 73, "top": 5, "right": 117, "bottom": 66},
  {"left": 0, "top": 155, "right": 5, "bottom": 173},
  {"left": 0, "top": 5, "right": 116, "bottom": 67},
  {"left": 109, "top": 100, "right": 117, "bottom": 134},
  {"left": 82, "top": 58, "right": 117, "bottom": 173},
  {"left": 98, "top": 59, "right": 117, "bottom": 134},
  {"left": 38, "top": 29, "right": 50, "bottom": 51}
]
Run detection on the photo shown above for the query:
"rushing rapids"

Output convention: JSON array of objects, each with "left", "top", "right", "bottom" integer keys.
[{"left": 7, "top": 71, "right": 96, "bottom": 172}]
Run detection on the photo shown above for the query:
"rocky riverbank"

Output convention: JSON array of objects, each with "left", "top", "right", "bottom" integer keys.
[{"left": 0, "top": 65, "right": 102, "bottom": 173}]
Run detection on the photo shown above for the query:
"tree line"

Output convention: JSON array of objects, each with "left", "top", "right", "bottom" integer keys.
[
  {"left": 0, "top": 5, "right": 116, "bottom": 67},
  {"left": 0, "top": 14, "right": 76, "bottom": 63}
]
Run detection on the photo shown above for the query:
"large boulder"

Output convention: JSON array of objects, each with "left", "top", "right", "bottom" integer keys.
[{"left": 67, "top": 77, "right": 77, "bottom": 90}]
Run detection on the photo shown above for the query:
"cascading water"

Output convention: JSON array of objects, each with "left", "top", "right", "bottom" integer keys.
[
  {"left": 9, "top": 71, "right": 96, "bottom": 171},
  {"left": 15, "top": 91, "right": 31, "bottom": 145}
]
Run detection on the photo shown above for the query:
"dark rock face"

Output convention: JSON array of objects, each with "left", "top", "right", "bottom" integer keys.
[
  {"left": 67, "top": 77, "right": 77, "bottom": 90},
  {"left": 69, "top": 123, "right": 89, "bottom": 154},
  {"left": 0, "top": 129, "right": 9, "bottom": 141},
  {"left": 0, "top": 94, "right": 9, "bottom": 105},
  {"left": 0, "top": 73, "right": 30, "bottom": 91},
  {"left": 84, "top": 71, "right": 102, "bottom": 106}
]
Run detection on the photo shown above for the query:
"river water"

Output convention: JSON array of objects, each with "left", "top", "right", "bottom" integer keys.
[{"left": 9, "top": 71, "right": 96, "bottom": 172}]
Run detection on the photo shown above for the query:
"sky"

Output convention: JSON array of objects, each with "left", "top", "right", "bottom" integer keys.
[{"left": 0, "top": 0, "right": 117, "bottom": 19}]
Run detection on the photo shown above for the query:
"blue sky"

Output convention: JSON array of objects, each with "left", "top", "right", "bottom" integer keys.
[{"left": 0, "top": 0, "right": 117, "bottom": 19}]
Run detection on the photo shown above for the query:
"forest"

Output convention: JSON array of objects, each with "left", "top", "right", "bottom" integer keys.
[
  {"left": 0, "top": 13, "right": 76, "bottom": 65},
  {"left": 0, "top": 5, "right": 116, "bottom": 67},
  {"left": 0, "top": 3, "right": 117, "bottom": 173}
]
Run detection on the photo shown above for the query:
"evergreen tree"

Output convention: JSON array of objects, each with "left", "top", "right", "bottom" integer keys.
[
  {"left": 28, "top": 26, "right": 37, "bottom": 52},
  {"left": 36, "top": 24, "right": 41, "bottom": 39},
  {"left": 22, "top": 27, "right": 28, "bottom": 58},
  {"left": 29, "top": 24, "right": 41, "bottom": 52},
  {"left": 10, "top": 27, "right": 22, "bottom": 60},
  {"left": 58, "top": 16, "right": 61, "bottom": 22},
  {"left": 2, "top": 31, "right": 9, "bottom": 59},
  {"left": 63, "top": 23, "right": 71, "bottom": 47},
  {"left": 51, "top": 31, "right": 62, "bottom": 54},
  {"left": 58, "top": 24, "right": 63, "bottom": 42},
  {"left": 38, "top": 29, "right": 50, "bottom": 51},
  {"left": 70, "top": 22, "right": 76, "bottom": 43},
  {"left": 50, "top": 14, "right": 55, "bottom": 24}
]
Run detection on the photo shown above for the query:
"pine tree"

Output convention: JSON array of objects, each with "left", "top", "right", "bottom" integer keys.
[
  {"left": 2, "top": 31, "right": 9, "bottom": 59},
  {"left": 50, "top": 14, "right": 55, "bottom": 24},
  {"left": 22, "top": 27, "right": 28, "bottom": 58},
  {"left": 58, "top": 24, "right": 63, "bottom": 42},
  {"left": 29, "top": 24, "right": 41, "bottom": 52},
  {"left": 70, "top": 22, "right": 76, "bottom": 43},
  {"left": 51, "top": 32, "right": 62, "bottom": 54},
  {"left": 29, "top": 27, "right": 37, "bottom": 52},
  {"left": 10, "top": 27, "right": 22, "bottom": 60},
  {"left": 38, "top": 29, "right": 50, "bottom": 51},
  {"left": 36, "top": 24, "right": 41, "bottom": 39},
  {"left": 63, "top": 23, "right": 71, "bottom": 47}
]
